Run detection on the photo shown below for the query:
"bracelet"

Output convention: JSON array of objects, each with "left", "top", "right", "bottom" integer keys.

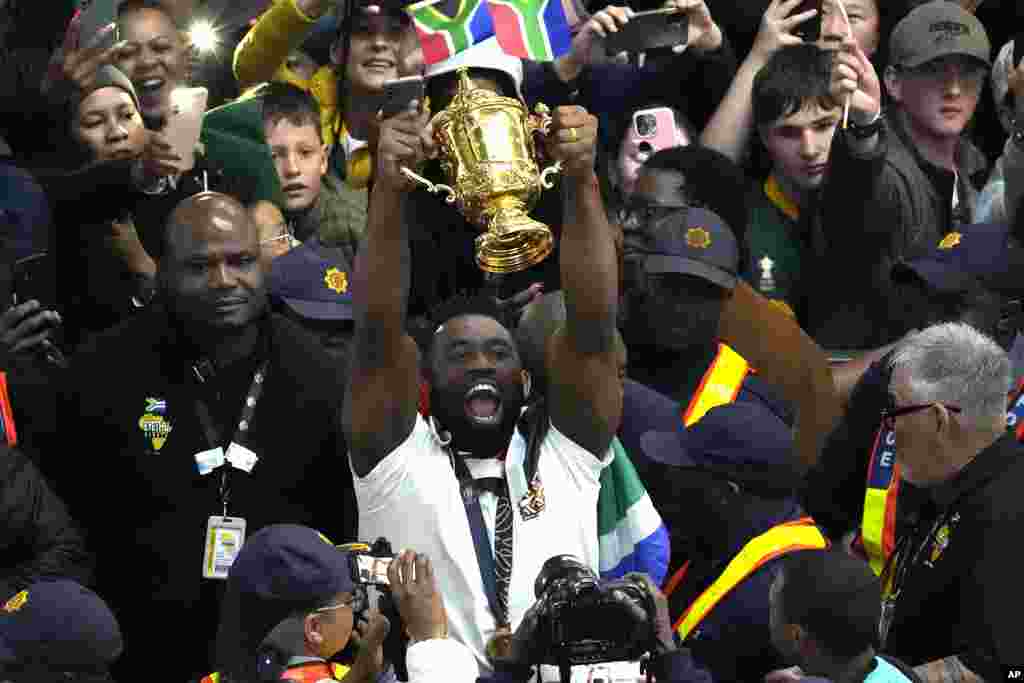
[{"left": 848, "top": 111, "right": 884, "bottom": 140}]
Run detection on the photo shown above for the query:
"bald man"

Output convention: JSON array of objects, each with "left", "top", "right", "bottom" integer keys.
[{"left": 43, "top": 192, "right": 355, "bottom": 681}]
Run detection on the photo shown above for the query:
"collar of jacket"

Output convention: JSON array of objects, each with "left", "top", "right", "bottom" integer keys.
[
  {"left": 931, "top": 431, "right": 1020, "bottom": 509},
  {"left": 288, "top": 173, "right": 366, "bottom": 263}
]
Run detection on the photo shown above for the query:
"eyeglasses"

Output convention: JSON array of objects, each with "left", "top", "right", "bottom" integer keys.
[
  {"left": 314, "top": 592, "right": 364, "bottom": 615},
  {"left": 881, "top": 403, "right": 962, "bottom": 429}
]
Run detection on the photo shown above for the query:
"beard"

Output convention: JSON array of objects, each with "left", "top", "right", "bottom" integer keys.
[{"left": 430, "top": 378, "right": 526, "bottom": 458}]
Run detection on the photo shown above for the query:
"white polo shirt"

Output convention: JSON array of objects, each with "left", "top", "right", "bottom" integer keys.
[{"left": 353, "top": 413, "right": 613, "bottom": 672}]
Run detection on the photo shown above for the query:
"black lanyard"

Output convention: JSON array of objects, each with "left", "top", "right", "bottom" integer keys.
[{"left": 193, "top": 359, "right": 270, "bottom": 516}]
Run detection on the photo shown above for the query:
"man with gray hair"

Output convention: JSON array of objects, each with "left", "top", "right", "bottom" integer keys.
[{"left": 880, "top": 322, "right": 1023, "bottom": 682}]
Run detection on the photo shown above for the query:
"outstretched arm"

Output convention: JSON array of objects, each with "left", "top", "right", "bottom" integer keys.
[
  {"left": 546, "top": 107, "right": 621, "bottom": 457},
  {"left": 344, "top": 103, "right": 435, "bottom": 477}
]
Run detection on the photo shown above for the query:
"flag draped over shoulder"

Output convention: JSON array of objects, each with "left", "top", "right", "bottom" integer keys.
[
  {"left": 405, "top": 0, "right": 583, "bottom": 63},
  {"left": 406, "top": 0, "right": 496, "bottom": 65},
  {"left": 597, "top": 438, "right": 671, "bottom": 585}
]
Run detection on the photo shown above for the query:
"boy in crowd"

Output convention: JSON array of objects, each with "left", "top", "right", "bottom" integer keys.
[
  {"left": 261, "top": 81, "right": 365, "bottom": 267},
  {"left": 748, "top": 44, "right": 840, "bottom": 317},
  {"left": 768, "top": 550, "right": 920, "bottom": 682}
]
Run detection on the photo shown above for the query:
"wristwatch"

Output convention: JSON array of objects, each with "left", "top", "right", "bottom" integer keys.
[
  {"left": 1011, "top": 115, "right": 1024, "bottom": 149},
  {"left": 847, "top": 110, "right": 884, "bottom": 140}
]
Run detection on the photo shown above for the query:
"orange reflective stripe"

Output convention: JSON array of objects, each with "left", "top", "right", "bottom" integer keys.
[
  {"left": 860, "top": 425, "right": 900, "bottom": 577},
  {"left": 681, "top": 344, "right": 749, "bottom": 428},
  {"left": 674, "top": 518, "right": 828, "bottom": 640}
]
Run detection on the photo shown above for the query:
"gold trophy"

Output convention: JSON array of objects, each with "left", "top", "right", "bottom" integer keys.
[{"left": 401, "top": 68, "right": 561, "bottom": 273}]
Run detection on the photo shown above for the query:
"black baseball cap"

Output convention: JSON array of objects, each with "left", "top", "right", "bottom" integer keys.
[
  {"left": 269, "top": 241, "right": 354, "bottom": 322},
  {"left": 639, "top": 401, "right": 799, "bottom": 497},
  {"left": 626, "top": 207, "right": 740, "bottom": 290},
  {"left": 215, "top": 525, "right": 356, "bottom": 673},
  {"left": 892, "top": 222, "right": 1012, "bottom": 294},
  {"left": 0, "top": 580, "right": 123, "bottom": 672}
]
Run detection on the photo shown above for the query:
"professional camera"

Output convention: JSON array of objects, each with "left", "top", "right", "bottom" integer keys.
[{"left": 527, "top": 556, "right": 659, "bottom": 682}]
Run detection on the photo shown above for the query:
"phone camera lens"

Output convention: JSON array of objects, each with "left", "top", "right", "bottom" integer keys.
[{"left": 636, "top": 115, "right": 657, "bottom": 138}]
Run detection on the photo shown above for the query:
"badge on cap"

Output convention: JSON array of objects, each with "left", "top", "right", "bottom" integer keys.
[
  {"left": 324, "top": 267, "right": 348, "bottom": 294},
  {"left": 938, "top": 232, "right": 962, "bottom": 249},
  {"left": 758, "top": 255, "right": 776, "bottom": 293},
  {"left": 686, "top": 227, "right": 712, "bottom": 249},
  {"left": 138, "top": 397, "right": 172, "bottom": 452},
  {"left": 2, "top": 590, "right": 28, "bottom": 613}
]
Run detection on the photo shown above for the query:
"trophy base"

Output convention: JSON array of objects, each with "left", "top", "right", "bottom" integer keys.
[{"left": 476, "top": 206, "right": 554, "bottom": 274}]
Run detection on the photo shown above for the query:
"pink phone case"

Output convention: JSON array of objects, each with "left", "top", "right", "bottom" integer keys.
[
  {"left": 632, "top": 107, "right": 680, "bottom": 154},
  {"left": 164, "top": 88, "right": 209, "bottom": 173}
]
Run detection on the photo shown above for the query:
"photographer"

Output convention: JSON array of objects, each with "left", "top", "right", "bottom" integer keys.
[
  {"left": 480, "top": 559, "right": 714, "bottom": 683},
  {"left": 213, "top": 525, "right": 390, "bottom": 683}
]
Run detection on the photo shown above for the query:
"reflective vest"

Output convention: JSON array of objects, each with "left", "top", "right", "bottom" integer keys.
[
  {"left": 681, "top": 344, "right": 749, "bottom": 428},
  {"left": 664, "top": 517, "right": 828, "bottom": 640},
  {"left": 857, "top": 379, "right": 1024, "bottom": 578},
  {"left": 201, "top": 662, "right": 349, "bottom": 683}
]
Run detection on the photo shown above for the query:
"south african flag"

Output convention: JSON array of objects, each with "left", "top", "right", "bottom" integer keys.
[
  {"left": 406, "top": 0, "right": 496, "bottom": 65},
  {"left": 487, "top": 0, "right": 580, "bottom": 62}
]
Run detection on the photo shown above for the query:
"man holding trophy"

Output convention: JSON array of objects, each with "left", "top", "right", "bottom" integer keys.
[{"left": 344, "top": 48, "right": 622, "bottom": 674}]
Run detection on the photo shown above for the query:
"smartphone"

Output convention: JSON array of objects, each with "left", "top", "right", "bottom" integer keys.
[
  {"left": 164, "top": 87, "right": 209, "bottom": 173},
  {"left": 604, "top": 8, "right": 689, "bottom": 55},
  {"left": 793, "top": 0, "right": 822, "bottom": 43},
  {"left": 78, "top": 0, "right": 120, "bottom": 50},
  {"left": 11, "top": 253, "right": 57, "bottom": 311},
  {"left": 632, "top": 107, "right": 681, "bottom": 152},
  {"left": 353, "top": 554, "right": 394, "bottom": 586},
  {"left": 379, "top": 76, "right": 426, "bottom": 119},
  {"left": 1014, "top": 31, "right": 1024, "bottom": 68}
]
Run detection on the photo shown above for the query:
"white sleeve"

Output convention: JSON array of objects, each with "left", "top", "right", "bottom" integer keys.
[
  {"left": 350, "top": 413, "right": 439, "bottom": 515},
  {"left": 405, "top": 639, "right": 480, "bottom": 683},
  {"left": 543, "top": 420, "right": 614, "bottom": 491}
]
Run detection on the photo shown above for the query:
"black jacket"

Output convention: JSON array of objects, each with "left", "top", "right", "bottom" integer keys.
[
  {"left": 40, "top": 310, "right": 355, "bottom": 682},
  {"left": 0, "top": 444, "right": 91, "bottom": 599},
  {"left": 884, "top": 433, "right": 1024, "bottom": 679}
]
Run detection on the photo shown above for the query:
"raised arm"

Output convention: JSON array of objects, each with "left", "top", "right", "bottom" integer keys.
[
  {"left": 233, "top": 0, "right": 329, "bottom": 91},
  {"left": 343, "top": 104, "right": 434, "bottom": 477},
  {"left": 717, "top": 281, "right": 840, "bottom": 473},
  {"left": 546, "top": 107, "right": 621, "bottom": 457},
  {"left": 700, "top": 0, "right": 813, "bottom": 162}
]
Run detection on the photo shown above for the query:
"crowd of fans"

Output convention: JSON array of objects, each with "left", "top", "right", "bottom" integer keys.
[{"left": 2, "top": 0, "right": 1024, "bottom": 681}]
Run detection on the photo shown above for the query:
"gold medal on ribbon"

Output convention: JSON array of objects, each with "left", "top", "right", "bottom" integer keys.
[{"left": 486, "top": 624, "right": 514, "bottom": 660}]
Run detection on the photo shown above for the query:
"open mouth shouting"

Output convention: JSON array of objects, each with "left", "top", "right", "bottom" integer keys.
[{"left": 464, "top": 382, "right": 503, "bottom": 426}]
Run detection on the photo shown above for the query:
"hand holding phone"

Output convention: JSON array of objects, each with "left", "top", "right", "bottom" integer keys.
[
  {"left": 604, "top": 8, "right": 689, "bottom": 55},
  {"left": 78, "top": 0, "right": 120, "bottom": 50},
  {"left": 163, "top": 87, "right": 209, "bottom": 173},
  {"left": 792, "top": 0, "right": 822, "bottom": 43},
  {"left": 378, "top": 76, "right": 426, "bottom": 119}
]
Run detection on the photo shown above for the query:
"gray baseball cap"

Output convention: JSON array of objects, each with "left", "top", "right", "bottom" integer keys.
[{"left": 889, "top": 0, "right": 991, "bottom": 70}]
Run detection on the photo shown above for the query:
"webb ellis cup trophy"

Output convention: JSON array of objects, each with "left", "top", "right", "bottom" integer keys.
[{"left": 402, "top": 67, "right": 562, "bottom": 273}]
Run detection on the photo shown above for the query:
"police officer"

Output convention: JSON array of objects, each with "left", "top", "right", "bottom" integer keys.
[
  {"left": 618, "top": 157, "right": 839, "bottom": 681},
  {"left": 38, "top": 193, "right": 355, "bottom": 681},
  {"left": 212, "top": 525, "right": 389, "bottom": 683}
]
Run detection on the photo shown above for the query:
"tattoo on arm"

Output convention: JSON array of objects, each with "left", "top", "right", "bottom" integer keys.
[{"left": 913, "top": 657, "right": 984, "bottom": 683}]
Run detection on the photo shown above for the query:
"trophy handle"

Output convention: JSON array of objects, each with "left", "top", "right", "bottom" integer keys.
[
  {"left": 400, "top": 166, "right": 457, "bottom": 204},
  {"left": 539, "top": 161, "right": 562, "bottom": 190}
]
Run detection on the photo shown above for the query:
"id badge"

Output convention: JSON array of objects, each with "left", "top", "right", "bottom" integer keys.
[{"left": 202, "top": 516, "right": 246, "bottom": 580}]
